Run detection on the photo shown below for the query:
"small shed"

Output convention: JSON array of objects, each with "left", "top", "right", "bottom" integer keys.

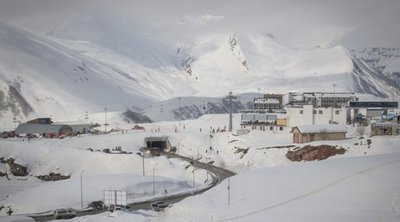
[
  {"left": 292, "top": 124, "right": 347, "bottom": 143},
  {"left": 234, "top": 128, "right": 250, "bottom": 136}
]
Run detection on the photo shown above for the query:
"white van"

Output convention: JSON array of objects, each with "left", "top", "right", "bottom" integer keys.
[{"left": 53, "top": 208, "right": 76, "bottom": 219}]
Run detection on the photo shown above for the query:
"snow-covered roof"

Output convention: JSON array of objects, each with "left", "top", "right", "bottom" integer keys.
[
  {"left": 15, "top": 123, "right": 73, "bottom": 135},
  {"left": 294, "top": 124, "right": 347, "bottom": 134}
]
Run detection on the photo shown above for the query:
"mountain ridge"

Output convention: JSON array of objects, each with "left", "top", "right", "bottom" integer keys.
[{"left": 0, "top": 15, "right": 398, "bottom": 127}]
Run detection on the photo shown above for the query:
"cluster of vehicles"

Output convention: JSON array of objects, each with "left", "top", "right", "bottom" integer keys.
[{"left": 50, "top": 200, "right": 169, "bottom": 220}]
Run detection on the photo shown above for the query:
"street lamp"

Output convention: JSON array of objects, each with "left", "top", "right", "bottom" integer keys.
[
  {"left": 80, "top": 170, "right": 84, "bottom": 209},
  {"left": 333, "top": 83, "right": 337, "bottom": 108},
  {"left": 152, "top": 163, "right": 158, "bottom": 196},
  {"left": 192, "top": 168, "right": 197, "bottom": 188},
  {"left": 142, "top": 151, "right": 145, "bottom": 176},
  {"left": 178, "top": 97, "right": 182, "bottom": 127},
  {"left": 227, "top": 179, "right": 231, "bottom": 206},
  {"left": 104, "top": 108, "right": 108, "bottom": 133}
]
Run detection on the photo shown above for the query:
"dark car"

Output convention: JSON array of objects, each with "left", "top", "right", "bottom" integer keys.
[
  {"left": 88, "top": 201, "right": 105, "bottom": 210},
  {"left": 151, "top": 201, "right": 169, "bottom": 212}
]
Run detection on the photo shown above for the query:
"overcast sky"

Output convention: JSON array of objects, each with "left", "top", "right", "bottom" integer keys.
[{"left": 0, "top": 0, "right": 399, "bottom": 48}]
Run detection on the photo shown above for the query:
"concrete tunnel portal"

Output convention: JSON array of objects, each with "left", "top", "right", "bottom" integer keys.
[{"left": 145, "top": 136, "right": 171, "bottom": 151}]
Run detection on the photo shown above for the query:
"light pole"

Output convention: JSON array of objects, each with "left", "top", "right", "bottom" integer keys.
[
  {"left": 142, "top": 151, "right": 145, "bottom": 176},
  {"left": 80, "top": 170, "right": 84, "bottom": 209},
  {"left": 333, "top": 83, "right": 337, "bottom": 108},
  {"left": 192, "top": 168, "right": 197, "bottom": 188},
  {"left": 178, "top": 97, "right": 182, "bottom": 127},
  {"left": 104, "top": 108, "right": 108, "bottom": 133},
  {"left": 227, "top": 179, "right": 231, "bottom": 206},
  {"left": 152, "top": 163, "right": 158, "bottom": 196}
]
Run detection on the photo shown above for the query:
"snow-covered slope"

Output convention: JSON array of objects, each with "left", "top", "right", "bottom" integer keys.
[
  {"left": 0, "top": 14, "right": 398, "bottom": 127},
  {"left": 165, "top": 152, "right": 400, "bottom": 222},
  {"left": 1, "top": 114, "right": 400, "bottom": 220},
  {"left": 0, "top": 21, "right": 157, "bottom": 120},
  {"left": 351, "top": 48, "right": 400, "bottom": 90}
]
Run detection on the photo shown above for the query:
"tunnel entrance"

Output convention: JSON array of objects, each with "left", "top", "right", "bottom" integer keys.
[{"left": 145, "top": 136, "right": 171, "bottom": 151}]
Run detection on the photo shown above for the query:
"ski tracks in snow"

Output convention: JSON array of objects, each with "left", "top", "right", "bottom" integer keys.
[{"left": 221, "top": 157, "right": 400, "bottom": 221}]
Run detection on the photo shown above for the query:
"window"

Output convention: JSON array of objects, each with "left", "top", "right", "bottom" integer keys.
[
  {"left": 318, "top": 110, "right": 323, "bottom": 114},
  {"left": 300, "top": 110, "right": 303, "bottom": 114},
  {"left": 335, "top": 110, "right": 340, "bottom": 115},
  {"left": 270, "top": 127, "right": 273, "bottom": 131},
  {"left": 279, "top": 127, "right": 283, "bottom": 131},
  {"left": 313, "top": 110, "right": 317, "bottom": 114}
]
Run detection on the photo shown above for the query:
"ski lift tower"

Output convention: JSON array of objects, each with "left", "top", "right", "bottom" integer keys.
[{"left": 224, "top": 91, "right": 237, "bottom": 131}]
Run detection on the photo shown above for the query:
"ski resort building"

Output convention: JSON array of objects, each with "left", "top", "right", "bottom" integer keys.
[
  {"left": 371, "top": 122, "right": 400, "bottom": 136},
  {"left": 292, "top": 124, "right": 347, "bottom": 143},
  {"left": 286, "top": 105, "right": 349, "bottom": 127},
  {"left": 348, "top": 101, "right": 399, "bottom": 120},
  {"left": 15, "top": 118, "right": 94, "bottom": 137},
  {"left": 283, "top": 92, "right": 358, "bottom": 108},
  {"left": 16, "top": 123, "right": 73, "bottom": 137}
]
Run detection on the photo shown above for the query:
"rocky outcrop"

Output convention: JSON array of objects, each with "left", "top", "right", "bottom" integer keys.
[
  {"left": 123, "top": 108, "right": 152, "bottom": 123},
  {"left": 286, "top": 145, "right": 346, "bottom": 162},
  {"left": 0, "top": 157, "right": 28, "bottom": 176}
]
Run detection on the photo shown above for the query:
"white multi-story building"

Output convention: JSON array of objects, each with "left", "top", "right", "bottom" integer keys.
[
  {"left": 286, "top": 105, "right": 349, "bottom": 127},
  {"left": 283, "top": 92, "right": 358, "bottom": 108}
]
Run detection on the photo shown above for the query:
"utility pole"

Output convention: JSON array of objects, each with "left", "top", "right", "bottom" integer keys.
[
  {"left": 142, "top": 151, "right": 145, "bottom": 176},
  {"left": 104, "top": 108, "right": 108, "bottom": 133},
  {"left": 80, "top": 170, "right": 84, "bottom": 209},
  {"left": 152, "top": 163, "right": 157, "bottom": 196},
  {"left": 192, "top": 168, "right": 196, "bottom": 188},
  {"left": 227, "top": 179, "right": 231, "bottom": 206},
  {"left": 224, "top": 92, "right": 237, "bottom": 131},
  {"left": 333, "top": 83, "right": 337, "bottom": 108},
  {"left": 178, "top": 97, "right": 182, "bottom": 127},
  {"left": 85, "top": 111, "right": 89, "bottom": 123}
]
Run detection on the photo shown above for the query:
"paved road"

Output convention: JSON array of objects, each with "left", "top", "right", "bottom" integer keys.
[
  {"left": 30, "top": 151, "right": 235, "bottom": 221},
  {"left": 129, "top": 151, "right": 236, "bottom": 210}
]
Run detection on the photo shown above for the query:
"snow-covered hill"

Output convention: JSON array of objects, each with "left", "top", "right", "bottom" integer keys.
[{"left": 0, "top": 14, "right": 399, "bottom": 127}]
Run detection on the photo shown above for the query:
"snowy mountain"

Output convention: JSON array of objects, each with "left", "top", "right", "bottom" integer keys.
[
  {"left": 0, "top": 14, "right": 398, "bottom": 127},
  {"left": 351, "top": 48, "right": 400, "bottom": 91}
]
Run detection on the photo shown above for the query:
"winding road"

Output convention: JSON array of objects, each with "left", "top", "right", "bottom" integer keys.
[{"left": 30, "top": 151, "right": 235, "bottom": 221}]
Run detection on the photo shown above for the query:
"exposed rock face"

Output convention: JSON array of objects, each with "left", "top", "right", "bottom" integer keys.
[
  {"left": 286, "top": 145, "right": 346, "bottom": 162},
  {"left": 36, "top": 172, "right": 71, "bottom": 181},
  {"left": 0, "top": 157, "right": 28, "bottom": 176},
  {"left": 123, "top": 108, "right": 152, "bottom": 123},
  {"left": 0, "top": 171, "right": 10, "bottom": 180}
]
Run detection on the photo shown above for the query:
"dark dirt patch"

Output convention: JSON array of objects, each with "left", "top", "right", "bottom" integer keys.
[
  {"left": 286, "top": 145, "right": 346, "bottom": 162},
  {"left": 257, "top": 145, "right": 297, "bottom": 150},
  {"left": 234, "top": 147, "right": 249, "bottom": 159},
  {"left": 36, "top": 172, "right": 71, "bottom": 181}
]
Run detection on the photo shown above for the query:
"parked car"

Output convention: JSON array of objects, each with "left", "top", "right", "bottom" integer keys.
[
  {"left": 88, "top": 201, "right": 105, "bottom": 210},
  {"left": 151, "top": 201, "right": 169, "bottom": 212},
  {"left": 53, "top": 208, "right": 76, "bottom": 219}
]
